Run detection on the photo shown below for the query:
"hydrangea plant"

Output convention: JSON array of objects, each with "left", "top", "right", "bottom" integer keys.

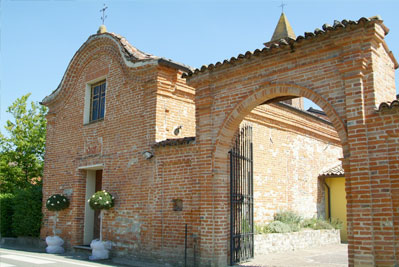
[
  {"left": 88, "top": 190, "right": 115, "bottom": 242},
  {"left": 88, "top": 190, "right": 114, "bottom": 210},
  {"left": 46, "top": 194, "right": 70, "bottom": 211},
  {"left": 46, "top": 194, "right": 70, "bottom": 237}
]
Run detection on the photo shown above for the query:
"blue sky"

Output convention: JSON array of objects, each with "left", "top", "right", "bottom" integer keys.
[{"left": 1, "top": 0, "right": 398, "bottom": 132}]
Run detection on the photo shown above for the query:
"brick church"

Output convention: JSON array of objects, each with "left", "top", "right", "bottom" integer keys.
[{"left": 41, "top": 12, "right": 398, "bottom": 266}]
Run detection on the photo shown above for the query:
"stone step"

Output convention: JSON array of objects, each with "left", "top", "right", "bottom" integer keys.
[{"left": 73, "top": 245, "right": 92, "bottom": 257}]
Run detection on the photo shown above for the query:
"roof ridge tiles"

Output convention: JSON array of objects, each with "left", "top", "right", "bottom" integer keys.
[
  {"left": 183, "top": 16, "right": 386, "bottom": 79},
  {"left": 319, "top": 163, "right": 344, "bottom": 177},
  {"left": 377, "top": 99, "right": 399, "bottom": 112}
]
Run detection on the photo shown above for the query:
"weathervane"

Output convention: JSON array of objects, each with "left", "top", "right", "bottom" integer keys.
[
  {"left": 279, "top": 1, "right": 286, "bottom": 13},
  {"left": 100, "top": 4, "right": 108, "bottom": 25}
]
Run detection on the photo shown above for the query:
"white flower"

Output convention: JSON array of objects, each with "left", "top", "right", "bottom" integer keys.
[
  {"left": 57, "top": 201, "right": 60, "bottom": 204},
  {"left": 94, "top": 202, "right": 98, "bottom": 205},
  {"left": 112, "top": 197, "right": 115, "bottom": 200},
  {"left": 51, "top": 203, "right": 54, "bottom": 206},
  {"left": 88, "top": 199, "right": 90, "bottom": 203},
  {"left": 99, "top": 197, "right": 102, "bottom": 200},
  {"left": 106, "top": 201, "right": 109, "bottom": 204},
  {"left": 103, "top": 190, "right": 106, "bottom": 192},
  {"left": 63, "top": 199, "right": 66, "bottom": 202},
  {"left": 47, "top": 200, "right": 50, "bottom": 203},
  {"left": 53, "top": 196, "right": 56, "bottom": 198}
]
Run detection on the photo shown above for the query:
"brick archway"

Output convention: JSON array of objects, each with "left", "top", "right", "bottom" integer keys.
[
  {"left": 187, "top": 17, "right": 399, "bottom": 266},
  {"left": 212, "top": 83, "right": 348, "bottom": 161},
  {"left": 209, "top": 83, "right": 348, "bottom": 266}
]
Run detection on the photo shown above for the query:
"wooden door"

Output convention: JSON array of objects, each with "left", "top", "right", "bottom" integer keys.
[{"left": 93, "top": 170, "right": 102, "bottom": 240}]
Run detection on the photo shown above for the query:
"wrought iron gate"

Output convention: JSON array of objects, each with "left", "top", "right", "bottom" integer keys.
[{"left": 229, "top": 125, "right": 254, "bottom": 265}]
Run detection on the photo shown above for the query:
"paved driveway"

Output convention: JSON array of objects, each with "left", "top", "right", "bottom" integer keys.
[{"left": 237, "top": 243, "right": 348, "bottom": 267}]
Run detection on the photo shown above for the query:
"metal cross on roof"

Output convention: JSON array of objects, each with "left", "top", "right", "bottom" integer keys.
[
  {"left": 100, "top": 4, "right": 108, "bottom": 25},
  {"left": 279, "top": 1, "right": 286, "bottom": 13}
]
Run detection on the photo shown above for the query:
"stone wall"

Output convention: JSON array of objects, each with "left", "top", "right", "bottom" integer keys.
[{"left": 254, "top": 229, "right": 341, "bottom": 255}]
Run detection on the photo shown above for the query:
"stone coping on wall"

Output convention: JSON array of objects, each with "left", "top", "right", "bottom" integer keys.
[{"left": 255, "top": 229, "right": 341, "bottom": 256}]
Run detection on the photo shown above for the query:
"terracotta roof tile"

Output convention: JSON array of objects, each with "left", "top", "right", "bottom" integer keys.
[
  {"left": 106, "top": 32, "right": 157, "bottom": 61},
  {"left": 183, "top": 16, "right": 390, "bottom": 79},
  {"left": 376, "top": 99, "right": 399, "bottom": 112},
  {"left": 152, "top": 137, "right": 196, "bottom": 148},
  {"left": 319, "top": 164, "right": 344, "bottom": 177}
]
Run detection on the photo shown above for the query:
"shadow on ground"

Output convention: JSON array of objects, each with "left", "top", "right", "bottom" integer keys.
[{"left": 236, "top": 243, "right": 348, "bottom": 267}]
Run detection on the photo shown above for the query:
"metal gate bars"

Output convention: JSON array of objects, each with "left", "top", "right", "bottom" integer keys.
[{"left": 229, "top": 125, "right": 254, "bottom": 265}]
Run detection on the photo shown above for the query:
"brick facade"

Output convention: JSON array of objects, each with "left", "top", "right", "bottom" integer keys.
[{"left": 41, "top": 16, "right": 398, "bottom": 266}]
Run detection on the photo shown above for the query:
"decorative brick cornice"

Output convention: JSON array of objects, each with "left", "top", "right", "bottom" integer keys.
[{"left": 152, "top": 137, "right": 196, "bottom": 148}]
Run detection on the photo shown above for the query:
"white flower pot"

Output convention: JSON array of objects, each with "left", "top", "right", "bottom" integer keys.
[
  {"left": 45, "top": 236, "right": 65, "bottom": 254},
  {"left": 89, "top": 239, "right": 112, "bottom": 260}
]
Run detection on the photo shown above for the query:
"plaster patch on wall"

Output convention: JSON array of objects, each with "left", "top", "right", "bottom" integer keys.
[
  {"left": 98, "top": 137, "right": 103, "bottom": 155},
  {"left": 110, "top": 212, "right": 143, "bottom": 240},
  {"left": 128, "top": 157, "right": 138, "bottom": 167},
  {"left": 63, "top": 189, "right": 73, "bottom": 196}
]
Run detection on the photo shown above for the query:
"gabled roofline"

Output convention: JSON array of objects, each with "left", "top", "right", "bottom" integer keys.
[{"left": 41, "top": 32, "right": 193, "bottom": 106}]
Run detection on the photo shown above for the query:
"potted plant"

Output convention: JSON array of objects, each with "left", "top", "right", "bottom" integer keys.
[
  {"left": 88, "top": 190, "right": 114, "bottom": 260},
  {"left": 45, "top": 194, "right": 70, "bottom": 253}
]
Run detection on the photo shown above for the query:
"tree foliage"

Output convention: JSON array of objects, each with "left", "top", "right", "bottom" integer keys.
[{"left": 0, "top": 94, "right": 47, "bottom": 193}]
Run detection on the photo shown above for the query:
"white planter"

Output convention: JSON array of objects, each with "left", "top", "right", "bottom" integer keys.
[
  {"left": 45, "top": 236, "right": 64, "bottom": 254},
  {"left": 89, "top": 239, "right": 112, "bottom": 260}
]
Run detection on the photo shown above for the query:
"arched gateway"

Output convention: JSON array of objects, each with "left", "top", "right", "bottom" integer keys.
[{"left": 185, "top": 17, "right": 399, "bottom": 266}]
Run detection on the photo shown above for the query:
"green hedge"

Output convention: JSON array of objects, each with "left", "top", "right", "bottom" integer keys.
[
  {"left": 0, "top": 193, "right": 16, "bottom": 237},
  {"left": 11, "top": 186, "right": 42, "bottom": 237}
]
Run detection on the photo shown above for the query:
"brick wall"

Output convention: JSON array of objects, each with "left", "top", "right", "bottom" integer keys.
[
  {"left": 41, "top": 35, "right": 161, "bottom": 247},
  {"left": 155, "top": 66, "right": 196, "bottom": 141},
  {"left": 40, "top": 33, "right": 201, "bottom": 265}
]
